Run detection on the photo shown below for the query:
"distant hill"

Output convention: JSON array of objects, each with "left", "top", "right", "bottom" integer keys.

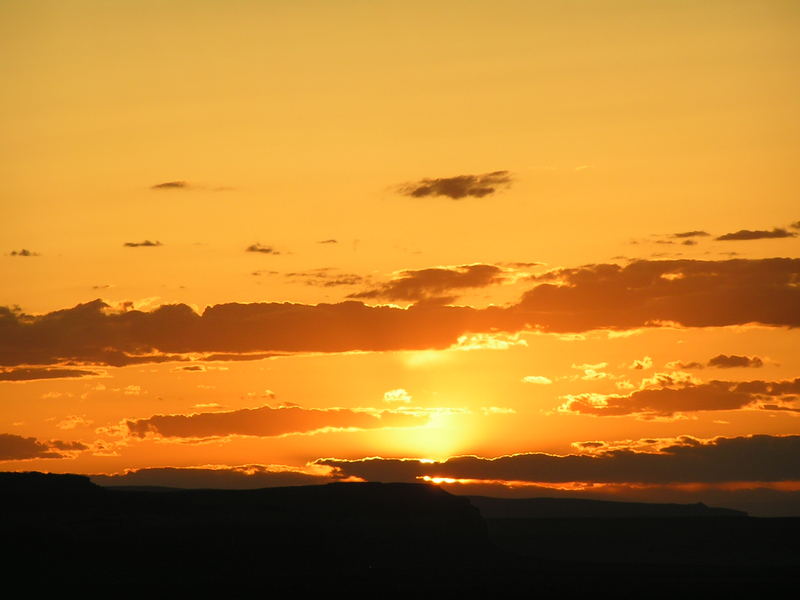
[{"left": 465, "top": 494, "right": 748, "bottom": 518}]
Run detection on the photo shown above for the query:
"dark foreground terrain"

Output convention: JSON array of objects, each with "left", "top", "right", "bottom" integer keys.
[{"left": 2, "top": 473, "right": 798, "bottom": 596}]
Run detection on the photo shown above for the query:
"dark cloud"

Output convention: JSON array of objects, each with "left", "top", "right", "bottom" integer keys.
[
  {"left": 125, "top": 404, "right": 428, "bottom": 439},
  {"left": 791, "top": 221, "right": 800, "bottom": 230},
  {"left": 518, "top": 258, "right": 800, "bottom": 331},
  {"left": 151, "top": 181, "right": 188, "bottom": 189},
  {"left": 0, "top": 433, "right": 87, "bottom": 461},
  {"left": 559, "top": 377, "right": 800, "bottom": 418},
  {"left": 9, "top": 249, "right": 39, "bottom": 257},
  {"left": 202, "top": 352, "right": 284, "bottom": 362},
  {"left": 716, "top": 228, "right": 796, "bottom": 241},
  {"left": 246, "top": 243, "right": 279, "bottom": 255},
  {"left": 0, "top": 367, "right": 100, "bottom": 382},
  {"left": 1, "top": 259, "right": 798, "bottom": 367},
  {"left": 92, "top": 465, "right": 335, "bottom": 489},
  {"left": 317, "top": 434, "right": 800, "bottom": 485},
  {"left": 123, "top": 240, "right": 162, "bottom": 248},
  {"left": 317, "top": 239, "right": 338, "bottom": 244},
  {"left": 707, "top": 354, "right": 764, "bottom": 369},
  {"left": 672, "top": 231, "right": 710, "bottom": 239},
  {"left": 349, "top": 264, "right": 508, "bottom": 303},
  {"left": 398, "top": 171, "right": 512, "bottom": 200}
]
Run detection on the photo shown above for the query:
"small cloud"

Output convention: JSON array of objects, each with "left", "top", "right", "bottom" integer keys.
[
  {"left": 672, "top": 231, "right": 710, "bottom": 239},
  {"left": 397, "top": 171, "right": 513, "bottom": 200},
  {"left": 350, "top": 263, "right": 508, "bottom": 303},
  {"left": 628, "top": 356, "right": 653, "bottom": 370},
  {"left": 317, "top": 239, "right": 338, "bottom": 244},
  {"left": 9, "top": 249, "right": 39, "bottom": 257},
  {"left": 716, "top": 228, "right": 796, "bottom": 241},
  {"left": 707, "top": 354, "right": 764, "bottom": 369},
  {"left": 246, "top": 243, "right": 280, "bottom": 255},
  {"left": 151, "top": 181, "right": 189, "bottom": 190},
  {"left": 56, "top": 415, "right": 92, "bottom": 430},
  {"left": 791, "top": 220, "right": 800, "bottom": 230},
  {"left": 665, "top": 360, "right": 705, "bottom": 370},
  {"left": 285, "top": 269, "right": 367, "bottom": 288},
  {"left": 480, "top": 406, "right": 516, "bottom": 415},
  {"left": 383, "top": 388, "right": 412, "bottom": 404},
  {"left": 522, "top": 375, "right": 552, "bottom": 385},
  {"left": 124, "top": 240, "right": 162, "bottom": 247}
]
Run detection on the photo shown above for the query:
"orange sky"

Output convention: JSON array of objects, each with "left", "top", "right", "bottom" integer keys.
[{"left": 1, "top": 1, "right": 799, "bottom": 514}]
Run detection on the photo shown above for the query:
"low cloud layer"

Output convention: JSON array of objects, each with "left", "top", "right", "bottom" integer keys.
[
  {"left": 317, "top": 434, "right": 800, "bottom": 485},
  {"left": 0, "top": 433, "right": 87, "bottom": 461},
  {"left": 2, "top": 258, "right": 798, "bottom": 367},
  {"left": 398, "top": 171, "right": 512, "bottom": 199},
  {"left": 125, "top": 404, "right": 428, "bottom": 439},
  {"left": 92, "top": 465, "right": 335, "bottom": 489}
]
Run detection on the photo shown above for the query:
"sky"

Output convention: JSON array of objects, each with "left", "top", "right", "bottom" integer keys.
[{"left": 1, "top": 0, "right": 799, "bottom": 516}]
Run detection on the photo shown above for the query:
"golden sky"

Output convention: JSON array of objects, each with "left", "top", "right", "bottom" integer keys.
[{"left": 1, "top": 1, "right": 799, "bottom": 514}]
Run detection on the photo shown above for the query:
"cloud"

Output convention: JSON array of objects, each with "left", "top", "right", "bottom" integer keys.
[
  {"left": 317, "top": 239, "right": 338, "bottom": 244},
  {"left": 707, "top": 354, "right": 764, "bottom": 369},
  {"left": 151, "top": 181, "right": 189, "bottom": 189},
  {"left": 2, "top": 259, "right": 798, "bottom": 367},
  {"left": 665, "top": 361, "right": 705, "bottom": 370},
  {"left": 397, "top": 171, "right": 512, "bottom": 200},
  {"left": 672, "top": 231, "right": 710, "bottom": 239},
  {"left": 558, "top": 376, "right": 800, "bottom": 418},
  {"left": 9, "top": 249, "right": 39, "bottom": 257},
  {"left": 91, "top": 464, "right": 336, "bottom": 489},
  {"left": 317, "top": 434, "right": 800, "bottom": 485},
  {"left": 246, "top": 243, "right": 280, "bottom": 255},
  {"left": 522, "top": 376, "right": 552, "bottom": 385},
  {"left": 123, "top": 240, "right": 162, "bottom": 247},
  {"left": 349, "top": 264, "right": 508, "bottom": 303},
  {"left": 716, "top": 228, "right": 796, "bottom": 241},
  {"left": 628, "top": 356, "right": 653, "bottom": 370},
  {"left": 0, "top": 367, "right": 100, "bottom": 382},
  {"left": 125, "top": 404, "right": 428, "bottom": 439},
  {"left": 285, "top": 269, "right": 368, "bottom": 288},
  {"left": 667, "top": 355, "right": 765, "bottom": 370},
  {"left": 517, "top": 258, "right": 800, "bottom": 331},
  {"left": 0, "top": 433, "right": 87, "bottom": 461},
  {"left": 791, "top": 221, "right": 800, "bottom": 230},
  {"left": 383, "top": 389, "right": 412, "bottom": 404}
]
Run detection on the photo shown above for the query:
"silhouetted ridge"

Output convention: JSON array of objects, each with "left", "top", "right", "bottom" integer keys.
[
  {"left": 0, "top": 471, "right": 99, "bottom": 493},
  {"left": 0, "top": 473, "right": 489, "bottom": 589},
  {"left": 466, "top": 495, "right": 747, "bottom": 518}
]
